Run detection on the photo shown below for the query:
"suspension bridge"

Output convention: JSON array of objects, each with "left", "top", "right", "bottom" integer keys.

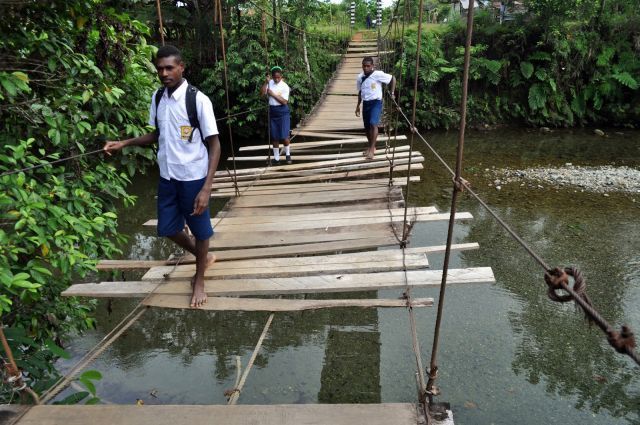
[
  {"left": 4, "top": 30, "right": 495, "bottom": 425},
  {"left": 4, "top": 1, "right": 638, "bottom": 422}
]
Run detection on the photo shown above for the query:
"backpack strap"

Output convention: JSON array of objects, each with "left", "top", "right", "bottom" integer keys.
[
  {"left": 359, "top": 73, "right": 370, "bottom": 93},
  {"left": 154, "top": 87, "right": 165, "bottom": 133},
  {"left": 185, "top": 84, "right": 204, "bottom": 144}
]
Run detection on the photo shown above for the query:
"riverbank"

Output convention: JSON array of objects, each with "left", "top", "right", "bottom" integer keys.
[{"left": 490, "top": 165, "right": 640, "bottom": 198}]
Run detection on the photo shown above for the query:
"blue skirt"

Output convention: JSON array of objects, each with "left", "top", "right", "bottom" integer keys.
[{"left": 270, "top": 104, "right": 291, "bottom": 140}]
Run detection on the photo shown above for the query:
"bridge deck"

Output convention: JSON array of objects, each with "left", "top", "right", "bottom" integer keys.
[{"left": 31, "top": 32, "right": 475, "bottom": 425}]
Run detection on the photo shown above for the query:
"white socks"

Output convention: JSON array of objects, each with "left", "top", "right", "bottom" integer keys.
[
  {"left": 272, "top": 147, "right": 280, "bottom": 161},
  {"left": 284, "top": 145, "right": 290, "bottom": 156}
]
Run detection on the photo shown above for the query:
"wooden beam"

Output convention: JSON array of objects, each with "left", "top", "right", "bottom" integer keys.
[
  {"left": 211, "top": 207, "right": 439, "bottom": 225},
  {"left": 212, "top": 177, "right": 419, "bottom": 197},
  {"left": 203, "top": 163, "right": 425, "bottom": 189},
  {"left": 63, "top": 267, "right": 495, "bottom": 298},
  {"left": 229, "top": 145, "right": 410, "bottom": 162},
  {"left": 143, "top": 212, "right": 474, "bottom": 232},
  {"left": 142, "top": 250, "right": 430, "bottom": 280},
  {"left": 143, "top": 296, "right": 434, "bottom": 311},
  {"left": 239, "top": 135, "right": 406, "bottom": 152},
  {"left": 289, "top": 130, "right": 363, "bottom": 138},
  {"left": 95, "top": 243, "right": 480, "bottom": 271},
  {"left": 215, "top": 201, "right": 405, "bottom": 218},
  {"left": 212, "top": 156, "right": 424, "bottom": 183},
  {"left": 14, "top": 403, "right": 419, "bottom": 425}
]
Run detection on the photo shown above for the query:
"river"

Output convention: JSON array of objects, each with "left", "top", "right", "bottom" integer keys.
[{"left": 57, "top": 128, "right": 640, "bottom": 424}]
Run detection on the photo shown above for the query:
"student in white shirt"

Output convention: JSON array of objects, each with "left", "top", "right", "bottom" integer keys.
[
  {"left": 103, "top": 45, "right": 221, "bottom": 309},
  {"left": 355, "top": 56, "right": 396, "bottom": 160},
  {"left": 261, "top": 66, "right": 292, "bottom": 165}
]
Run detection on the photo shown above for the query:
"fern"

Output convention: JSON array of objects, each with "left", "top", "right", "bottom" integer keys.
[
  {"left": 612, "top": 72, "right": 639, "bottom": 90},
  {"left": 528, "top": 83, "right": 547, "bottom": 110},
  {"left": 520, "top": 61, "right": 534, "bottom": 79}
]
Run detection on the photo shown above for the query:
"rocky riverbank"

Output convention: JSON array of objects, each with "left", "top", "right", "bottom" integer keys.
[{"left": 490, "top": 164, "right": 640, "bottom": 197}]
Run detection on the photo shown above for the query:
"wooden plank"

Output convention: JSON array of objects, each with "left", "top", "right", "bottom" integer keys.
[
  {"left": 142, "top": 250, "right": 430, "bottom": 280},
  {"left": 63, "top": 267, "right": 495, "bottom": 298},
  {"left": 16, "top": 404, "right": 419, "bottom": 425},
  {"left": 228, "top": 188, "right": 396, "bottom": 208},
  {"left": 143, "top": 295, "right": 434, "bottom": 311},
  {"left": 209, "top": 226, "right": 393, "bottom": 249},
  {"left": 212, "top": 177, "right": 419, "bottom": 197},
  {"left": 216, "top": 150, "right": 418, "bottom": 177},
  {"left": 212, "top": 156, "right": 424, "bottom": 183},
  {"left": 289, "top": 130, "right": 363, "bottom": 138},
  {"left": 229, "top": 145, "right": 410, "bottom": 162},
  {"left": 95, "top": 243, "right": 479, "bottom": 270},
  {"left": 210, "top": 163, "right": 424, "bottom": 188},
  {"left": 212, "top": 207, "right": 439, "bottom": 225},
  {"left": 144, "top": 212, "right": 474, "bottom": 231},
  {"left": 238, "top": 135, "right": 406, "bottom": 152},
  {"left": 216, "top": 201, "right": 405, "bottom": 218}
]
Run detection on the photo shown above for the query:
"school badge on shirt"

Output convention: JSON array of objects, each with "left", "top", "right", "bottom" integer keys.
[
  {"left": 370, "top": 83, "right": 377, "bottom": 90},
  {"left": 180, "top": 126, "right": 193, "bottom": 141}
]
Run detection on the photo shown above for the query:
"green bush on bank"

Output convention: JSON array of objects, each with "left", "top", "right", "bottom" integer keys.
[
  {"left": 393, "top": 8, "right": 640, "bottom": 129},
  {"left": 0, "top": 0, "right": 156, "bottom": 400}
]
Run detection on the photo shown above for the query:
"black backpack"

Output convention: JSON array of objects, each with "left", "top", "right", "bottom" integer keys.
[{"left": 154, "top": 84, "right": 204, "bottom": 144}]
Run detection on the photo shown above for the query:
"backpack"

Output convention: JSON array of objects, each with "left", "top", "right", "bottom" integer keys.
[{"left": 154, "top": 84, "right": 204, "bottom": 144}]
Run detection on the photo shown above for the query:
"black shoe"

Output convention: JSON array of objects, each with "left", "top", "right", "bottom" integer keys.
[
  {"left": 286, "top": 155, "right": 292, "bottom": 165},
  {"left": 270, "top": 159, "right": 280, "bottom": 166}
]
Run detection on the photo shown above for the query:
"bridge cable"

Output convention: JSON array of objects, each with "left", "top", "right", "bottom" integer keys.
[
  {"left": 155, "top": 0, "right": 165, "bottom": 46},
  {"left": 215, "top": 0, "right": 241, "bottom": 197}
]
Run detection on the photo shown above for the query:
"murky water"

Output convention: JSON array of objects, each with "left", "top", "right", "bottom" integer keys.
[{"left": 57, "top": 128, "right": 640, "bottom": 424}]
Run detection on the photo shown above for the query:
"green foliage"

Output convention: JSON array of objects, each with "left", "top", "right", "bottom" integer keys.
[
  {"left": 0, "top": 0, "right": 156, "bottom": 401},
  {"left": 388, "top": 2, "right": 640, "bottom": 129}
]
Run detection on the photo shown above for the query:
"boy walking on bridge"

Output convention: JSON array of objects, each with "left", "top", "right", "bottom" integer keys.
[
  {"left": 355, "top": 56, "right": 396, "bottom": 160},
  {"left": 103, "top": 45, "right": 221, "bottom": 308}
]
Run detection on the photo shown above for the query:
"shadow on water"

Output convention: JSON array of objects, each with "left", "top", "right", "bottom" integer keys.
[{"left": 56, "top": 128, "right": 639, "bottom": 424}]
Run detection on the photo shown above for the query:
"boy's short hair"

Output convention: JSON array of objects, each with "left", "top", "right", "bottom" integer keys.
[
  {"left": 156, "top": 45, "right": 183, "bottom": 63},
  {"left": 362, "top": 56, "right": 374, "bottom": 65}
]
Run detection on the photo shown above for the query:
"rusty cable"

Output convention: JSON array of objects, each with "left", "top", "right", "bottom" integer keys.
[{"left": 426, "top": 0, "right": 476, "bottom": 399}]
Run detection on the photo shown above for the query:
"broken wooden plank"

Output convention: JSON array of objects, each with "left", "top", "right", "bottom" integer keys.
[
  {"left": 63, "top": 267, "right": 495, "bottom": 298},
  {"left": 143, "top": 296, "right": 434, "bottom": 311}
]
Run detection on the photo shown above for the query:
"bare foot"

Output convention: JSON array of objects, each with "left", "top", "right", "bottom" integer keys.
[
  {"left": 190, "top": 277, "right": 207, "bottom": 308},
  {"left": 365, "top": 150, "right": 375, "bottom": 160},
  {"left": 190, "top": 253, "right": 217, "bottom": 288}
]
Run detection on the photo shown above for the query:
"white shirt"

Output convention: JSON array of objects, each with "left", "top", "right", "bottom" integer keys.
[
  {"left": 268, "top": 80, "right": 290, "bottom": 106},
  {"left": 356, "top": 70, "right": 392, "bottom": 101},
  {"left": 148, "top": 80, "right": 218, "bottom": 181}
]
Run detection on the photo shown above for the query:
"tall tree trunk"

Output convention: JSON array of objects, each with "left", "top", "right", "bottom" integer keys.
[
  {"left": 302, "top": 30, "right": 311, "bottom": 78},
  {"left": 272, "top": 0, "right": 277, "bottom": 32}
]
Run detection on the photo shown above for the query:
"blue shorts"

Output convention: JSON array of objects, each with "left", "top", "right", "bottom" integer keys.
[
  {"left": 362, "top": 99, "right": 383, "bottom": 129},
  {"left": 157, "top": 177, "right": 213, "bottom": 241},
  {"left": 270, "top": 105, "right": 290, "bottom": 141}
]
